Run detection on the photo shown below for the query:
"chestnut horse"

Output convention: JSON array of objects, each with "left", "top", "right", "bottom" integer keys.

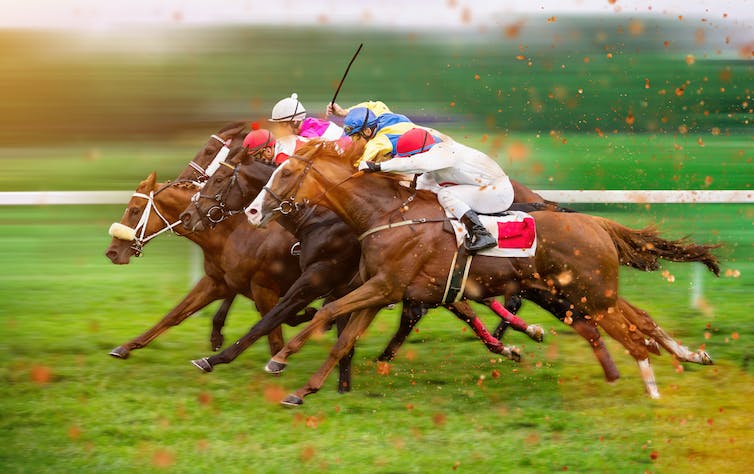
[
  {"left": 106, "top": 123, "right": 255, "bottom": 354},
  {"left": 246, "top": 140, "right": 719, "bottom": 405},
  {"left": 180, "top": 147, "right": 535, "bottom": 376}
]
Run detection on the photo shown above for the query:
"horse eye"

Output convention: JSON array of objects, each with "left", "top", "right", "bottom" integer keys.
[
  {"left": 129, "top": 207, "right": 139, "bottom": 215},
  {"left": 281, "top": 169, "right": 291, "bottom": 178}
]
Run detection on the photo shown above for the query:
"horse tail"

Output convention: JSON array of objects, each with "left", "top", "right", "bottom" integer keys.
[{"left": 593, "top": 216, "right": 720, "bottom": 276}]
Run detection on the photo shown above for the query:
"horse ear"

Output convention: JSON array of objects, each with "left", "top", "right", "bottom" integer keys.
[{"left": 146, "top": 171, "right": 157, "bottom": 188}]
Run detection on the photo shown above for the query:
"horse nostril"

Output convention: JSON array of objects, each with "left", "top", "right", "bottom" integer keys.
[
  {"left": 248, "top": 208, "right": 258, "bottom": 215},
  {"left": 180, "top": 212, "right": 191, "bottom": 224},
  {"left": 105, "top": 249, "right": 118, "bottom": 260}
]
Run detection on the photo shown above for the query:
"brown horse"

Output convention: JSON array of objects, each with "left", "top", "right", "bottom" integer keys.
[
  {"left": 179, "top": 146, "right": 533, "bottom": 377},
  {"left": 106, "top": 123, "right": 252, "bottom": 353},
  {"left": 193, "top": 140, "right": 716, "bottom": 399},
  {"left": 246, "top": 140, "right": 719, "bottom": 405},
  {"left": 105, "top": 173, "right": 302, "bottom": 359}
]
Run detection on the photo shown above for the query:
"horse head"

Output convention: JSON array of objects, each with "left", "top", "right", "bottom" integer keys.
[
  {"left": 105, "top": 172, "right": 189, "bottom": 264},
  {"left": 176, "top": 122, "right": 248, "bottom": 183},
  {"left": 179, "top": 146, "right": 277, "bottom": 231},
  {"left": 246, "top": 140, "right": 361, "bottom": 227}
]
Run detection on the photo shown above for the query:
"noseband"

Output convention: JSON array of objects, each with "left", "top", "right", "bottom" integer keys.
[{"left": 192, "top": 159, "right": 276, "bottom": 226}]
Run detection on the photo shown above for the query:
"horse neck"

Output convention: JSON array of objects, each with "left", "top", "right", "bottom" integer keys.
[
  {"left": 277, "top": 205, "right": 337, "bottom": 238},
  {"left": 158, "top": 186, "right": 237, "bottom": 250},
  {"left": 312, "top": 169, "right": 423, "bottom": 236}
]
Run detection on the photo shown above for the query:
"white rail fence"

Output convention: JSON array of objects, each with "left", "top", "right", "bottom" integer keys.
[
  {"left": 2, "top": 189, "right": 750, "bottom": 308},
  {"left": 1, "top": 189, "right": 753, "bottom": 205}
]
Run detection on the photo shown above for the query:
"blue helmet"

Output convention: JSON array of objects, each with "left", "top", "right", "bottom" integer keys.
[{"left": 343, "top": 107, "right": 377, "bottom": 136}]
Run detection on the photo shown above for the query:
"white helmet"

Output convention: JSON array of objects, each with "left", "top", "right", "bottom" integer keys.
[{"left": 269, "top": 93, "right": 306, "bottom": 122}]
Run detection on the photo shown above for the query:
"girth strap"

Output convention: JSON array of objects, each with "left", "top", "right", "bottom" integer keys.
[{"left": 357, "top": 218, "right": 446, "bottom": 241}]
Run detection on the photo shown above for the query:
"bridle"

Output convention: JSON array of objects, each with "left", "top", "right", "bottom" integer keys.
[
  {"left": 261, "top": 152, "right": 360, "bottom": 218},
  {"left": 187, "top": 134, "right": 233, "bottom": 182},
  {"left": 109, "top": 182, "right": 188, "bottom": 256},
  {"left": 190, "top": 157, "right": 275, "bottom": 226}
]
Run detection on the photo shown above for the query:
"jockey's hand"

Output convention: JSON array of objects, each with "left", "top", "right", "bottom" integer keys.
[
  {"left": 326, "top": 102, "right": 347, "bottom": 118},
  {"left": 358, "top": 161, "right": 381, "bottom": 172}
]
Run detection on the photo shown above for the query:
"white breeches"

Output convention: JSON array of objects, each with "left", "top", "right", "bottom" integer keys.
[{"left": 436, "top": 176, "right": 514, "bottom": 220}]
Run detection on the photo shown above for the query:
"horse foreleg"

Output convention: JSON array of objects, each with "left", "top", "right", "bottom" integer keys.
[
  {"left": 571, "top": 318, "right": 620, "bottom": 382},
  {"left": 335, "top": 316, "right": 354, "bottom": 393},
  {"left": 377, "top": 301, "right": 427, "bottom": 362},
  {"left": 491, "top": 295, "right": 522, "bottom": 340},
  {"left": 192, "top": 267, "right": 334, "bottom": 372},
  {"left": 210, "top": 295, "right": 236, "bottom": 351},
  {"left": 250, "top": 286, "right": 284, "bottom": 357},
  {"left": 265, "top": 277, "right": 394, "bottom": 374},
  {"left": 110, "top": 276, "right": 227, "bottom": 359},
  {"left": 446, "top": 301, "right": 521, "bottom": 362},
  {"left": 282, "top": 308, "right": 380, "bottom": 406}
]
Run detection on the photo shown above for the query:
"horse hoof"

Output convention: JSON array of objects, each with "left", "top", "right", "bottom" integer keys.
[
  {"left": 280, "top": 394, "right": 304, "bottom": 407},
  {"left": 525, "top": 325, "right": 544, "bottom": 343},
  {"left": 265, "top": 359, "right": 287, "bottom": 374},
  {"left": 191, "top": 357, "right": 213, "bottom": 373},
  {"left": 109, "top": 346, "right": 130, "bottom": 359},
  {"left": 509, "top": 346, "right": 522, "bottom": 363},
  {"left": 700, "top": 351, "right": 714, "bottom": 365}
]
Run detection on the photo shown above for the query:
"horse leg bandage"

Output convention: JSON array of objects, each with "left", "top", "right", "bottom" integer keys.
[{"left": 489, "top": 299, "right": 528, "bottom": 332}]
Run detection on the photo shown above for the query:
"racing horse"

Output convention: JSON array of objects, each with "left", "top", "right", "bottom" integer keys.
[
  {"left": 188, "top": 139, "right": 716, "bottom": 400},
  {"left": 245, "top": 140, "right": 719, "bottom": 405},
  {"left": 179, "top": 146, "right": 539, "bottom": 376},
  {"left": 106, "top": 122, "right": 256, "bottom": 355}
]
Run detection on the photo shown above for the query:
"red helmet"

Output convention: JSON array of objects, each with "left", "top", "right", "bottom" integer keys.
[
  {"left": 396, "top": 128, "right": 436, "bottom": 157},
  {"left": 243, "top": 129, "right": 276, "bottom": 152}
]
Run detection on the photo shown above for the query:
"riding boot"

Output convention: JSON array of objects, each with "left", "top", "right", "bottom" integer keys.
[{"left": 460, "top": 210, "right": 497, "bottom": 252}]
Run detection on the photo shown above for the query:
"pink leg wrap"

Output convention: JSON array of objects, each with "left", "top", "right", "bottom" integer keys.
[
  {"left": 470, "top": 317, "right": 500, "bottom": 347},
  {"left": 489, "top": 300, "right": 528, "bottom": 331}
]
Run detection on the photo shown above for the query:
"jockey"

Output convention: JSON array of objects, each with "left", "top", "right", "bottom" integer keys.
[
  {"left": 358, "top": 127, "right": 514, "bottom": 252},
  {"left": 269, "top": 93, "right": 350, "bottom": 157},
  {"left": 243, "top": 129, "right": 288, "bottom": 166},
  {"left": 328, "top": 100, "right": 446, "bottom": 166}
]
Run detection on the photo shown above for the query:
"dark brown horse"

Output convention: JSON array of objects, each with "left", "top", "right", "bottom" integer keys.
[{"left": 246, "top": 140, "right": 719, "bottom": 405}]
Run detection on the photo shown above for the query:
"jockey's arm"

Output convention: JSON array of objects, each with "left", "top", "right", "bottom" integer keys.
[
  {"left": 347, "top": 100, "right": 392, "bottom": 117},
  {"left": 355, "top": 135, "right": 395, "bottom": 166},
  {"left": 379, "top": 143, "right": 455, "bottom": 174}
]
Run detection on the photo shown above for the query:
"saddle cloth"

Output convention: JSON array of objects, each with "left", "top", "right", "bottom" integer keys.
[{"left": 448, "top": 210, "right": 537, "bottom": 257}]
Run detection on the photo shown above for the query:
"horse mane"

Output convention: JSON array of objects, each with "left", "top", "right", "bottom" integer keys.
[
  {"left": 218, "top": 121, "right": 248, "bottom": 134},
  {"left": 295, "top": 139, "right": 364, "bottom": 167}
]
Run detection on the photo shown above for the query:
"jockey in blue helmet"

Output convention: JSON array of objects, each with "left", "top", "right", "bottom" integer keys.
[{"left": 329, "top": 100, "right": 433, "bottom": 166}]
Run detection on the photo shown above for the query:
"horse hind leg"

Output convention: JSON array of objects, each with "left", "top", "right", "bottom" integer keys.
[
  {"left": 596, "top": 306, "right": 662, "bottom": 398},
  {"left": 377, "top": 301, "right": 427, "bottom": 362},
  {"left": 446, "top": 301, "right": 520, "bottom": 362},
  {"left": 619, "top": 299, "right": 713, "bottom": 365},
  {"left": 486, "top": 297, "right": 544, "bottom": 343},
  {"left": 570, "top": 318, "right": 620, "bottom": 382}
]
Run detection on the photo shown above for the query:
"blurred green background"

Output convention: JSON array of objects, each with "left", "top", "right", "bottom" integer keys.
[{"left": 1, "top": 12, "right": 753, "bottom": 474}]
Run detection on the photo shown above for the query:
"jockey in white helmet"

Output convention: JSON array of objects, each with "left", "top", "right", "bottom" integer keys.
[{"left": 359, "top": 128, "right": 514, "bottom": 252}]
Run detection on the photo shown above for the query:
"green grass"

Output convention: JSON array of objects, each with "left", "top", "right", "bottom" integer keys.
[
  {"left": 1, "top": 19, "right": 752, "bottom": 473},
  {"left": 1, "top": 195, "right": 752, "bottom": 473}
]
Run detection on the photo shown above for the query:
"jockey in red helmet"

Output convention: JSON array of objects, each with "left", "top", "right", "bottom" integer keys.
[{"left": 359, "top": 128, "right": 514, "bottom": 252}]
